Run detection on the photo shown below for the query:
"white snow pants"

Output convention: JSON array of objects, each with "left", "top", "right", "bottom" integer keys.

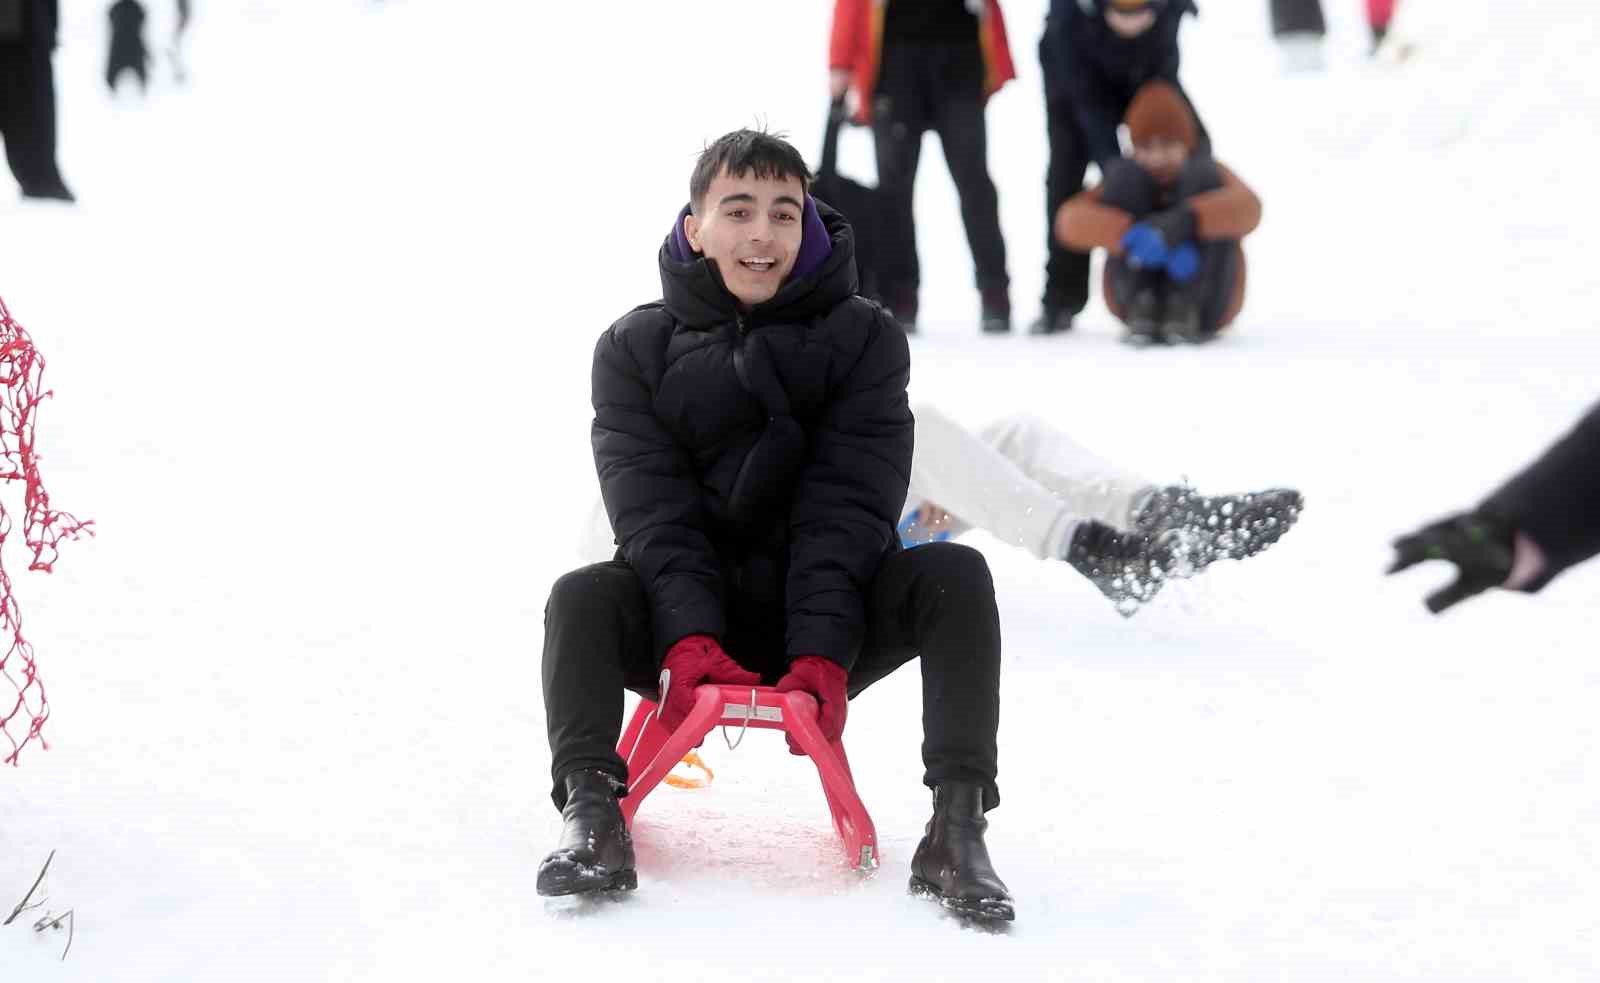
[{"left": 903, "top": 403, "right": 1154, "bottom": 561}]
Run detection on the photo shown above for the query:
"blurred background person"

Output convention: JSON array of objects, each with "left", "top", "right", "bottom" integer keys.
[
  {"left": 1055, "top": 81, "right": 1258, "bottom": 346},
  {"left": 829, "top": 0, "right": 1017, "bottom": 335},
  {"left": 107, "top": 0, "right": 150, "bottom": 94},
  {"left": 1035, "top": 0, "right": 1201, "bottom": 336},
  {"left": 1389, "top": 401, "right": 1600, "bottom": 613},
  {"left": 1272, "top": 0, "right": 1400, "bottom": 67},
  {"left": 1269, "top": 0, "right": 1326, "bottom": 71},
  {"left": 170, "top": 0, "right": 190, "bottom": 82},
  {"left": 0, "top": 0, "right": 73, "bottom": 201}
]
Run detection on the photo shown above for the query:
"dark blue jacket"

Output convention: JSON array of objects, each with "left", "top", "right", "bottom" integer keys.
[{"left": 1042, "top": 0, "right": 1197, "bottom": 163}]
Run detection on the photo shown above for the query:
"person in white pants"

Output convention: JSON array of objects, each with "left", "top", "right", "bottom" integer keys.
[
  {"left": 583, "top": 403, "right": 1303, "bottom": 616},
  {"left": 901, "top": 404, "right": 1303, "bottom": 613}
]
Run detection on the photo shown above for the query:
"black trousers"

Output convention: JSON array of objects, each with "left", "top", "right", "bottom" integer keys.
[
  {"left": 1101, "top": 156, "right": 1240, "bottom": 335},
  {"left": 542, "top": 542, "right": 1002, "bottom": 812},
  {"left": 1270, "top": 0, "right": 1327, "bottom": 37},
  {"left": 871, "top": 41, "right": 1009, "bottom": 311},
  {"left": 1042, "top": 85, "right": 1209, "bottom": 315},
  {"left": 0, "top": 45, "right": 69, "bottom": 197}
]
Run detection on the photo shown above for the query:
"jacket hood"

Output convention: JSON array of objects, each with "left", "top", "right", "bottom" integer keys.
[{"left": 658, "top": 197, "right": 858, "bottom": 328}]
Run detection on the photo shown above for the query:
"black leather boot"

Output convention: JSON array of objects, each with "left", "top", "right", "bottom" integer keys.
[
  {"left": 908, "top": 782, "right": 1014, "bottom": 922},
  {"left": 536, "top": 769, "right": 637, "bottom": 897}
]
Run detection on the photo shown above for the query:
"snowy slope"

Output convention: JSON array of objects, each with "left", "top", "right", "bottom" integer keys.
[{"left": 3, "top": 1, "right": 1598, "bottom": 980}]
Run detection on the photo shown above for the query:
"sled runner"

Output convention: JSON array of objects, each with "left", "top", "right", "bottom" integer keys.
[{"left": 615, "top": 684, "right": 880, "bottom": 871}]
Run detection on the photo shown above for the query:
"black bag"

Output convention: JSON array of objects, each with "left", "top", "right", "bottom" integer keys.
[
  {"left": 0, "top": 0, "right": 25, "bottom": 43},
  {"left": 811, "top": 99, "right": 884, "bottom": 304}
]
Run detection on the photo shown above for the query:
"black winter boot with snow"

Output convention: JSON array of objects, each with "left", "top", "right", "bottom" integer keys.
[
  {"left": 909, "top": 782, "right": 1014, "bottom": 923},
  {"left": 1121, "top": 289, "right": 1164, "bottom": 347},
  {"left": 536, "top": 769, "right": 637, "bottom": 897},
  {"left": 1134, "top": 486, "right": 1304, "bottom": 573},
  {"left": 1064, "top": 519, "right": 1183, "bottom": 616}
]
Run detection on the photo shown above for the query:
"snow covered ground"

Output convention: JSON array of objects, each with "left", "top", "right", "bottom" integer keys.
[{"left": 3, "top": 0, "right": 1598, "bottom": 979}]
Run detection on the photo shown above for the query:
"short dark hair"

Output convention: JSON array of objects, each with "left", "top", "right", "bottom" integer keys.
[{"left": 689, "top": 128, "right": 811, "bottom": 215}]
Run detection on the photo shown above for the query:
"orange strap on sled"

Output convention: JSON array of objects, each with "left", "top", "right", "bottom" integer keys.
[{"left": 664, "top": 751, "right": 714, "bottom": 789}]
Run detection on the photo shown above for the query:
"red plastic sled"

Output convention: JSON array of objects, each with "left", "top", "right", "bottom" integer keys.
[{"left": 615, "top": 684, "right": 879, "bottom": 871}]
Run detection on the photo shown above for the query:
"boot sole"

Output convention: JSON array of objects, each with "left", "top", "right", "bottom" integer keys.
[
  {"left": 536, "top": 860, "right": 639, "bottom": 898},
  {"left": 908, "top": 875, "right": 1016, "bottom": 922}
]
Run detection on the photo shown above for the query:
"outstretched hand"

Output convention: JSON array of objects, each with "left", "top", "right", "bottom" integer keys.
[{"left": 1387, "top": 511, "right": 1516, "bottom": 613}]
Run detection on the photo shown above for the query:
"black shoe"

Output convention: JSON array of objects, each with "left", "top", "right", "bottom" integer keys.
[
  {"left": 980, "top": 289, "right": 1011, "bottom": 334},
  {"left": 1028, "top": 307, "right": 1074, "bottom": 335},
  {"left": 536, "top": 769, "right": 637, "bottom": 897},
  {"left": 1064, "top": 519, "right": 1184, "bottom": 616},
  {"left": 908, "top": 782, "right": 1014, "bottom": 923},
  {"left": 1121, "top": 290, "right": 1164, "bottom": 347},
  {"left": 1133, "top": 486, "right": 1304, "bottom": 573},
  {"left": 21, "top": 184, "right": 76, "bottom": 204},
  {"left": 1160, "top": 292, "right": 1207, "bottom": 345}
]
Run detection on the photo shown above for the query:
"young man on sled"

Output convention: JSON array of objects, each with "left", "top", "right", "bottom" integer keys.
[{"left": 537, "top": 128, "right": 1015, "bottom": 922}]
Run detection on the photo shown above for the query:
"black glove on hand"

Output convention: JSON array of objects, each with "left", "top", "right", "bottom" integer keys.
[
  {"left": 1145, "top": 205, "right": 1198, "bottom": 249},
  {"left": 1387, "top": 511, "right": 1516, "bottom": 614}
]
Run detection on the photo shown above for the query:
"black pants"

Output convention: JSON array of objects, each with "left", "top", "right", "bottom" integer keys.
[
  {"left": 1270, "top": 0, "right": 1327, "bottom": 37},
  {"left": 1042, "top": 85, "right": 1209, "bottom": 315},
  {"left": 107, "top": 46, "right": 148, "bottom": 92},
  {"left": 542, "top": 543, "right": 1002, "bottom": 812},
  {"left": 872, "top": 41, "right": 1009, "bottom": 312},
  {"left": 0, "top": 45, "right": 69, "bottom": 197},
  {"left": 1101, "top": 156, "right": 1240, "bottom": 336}
]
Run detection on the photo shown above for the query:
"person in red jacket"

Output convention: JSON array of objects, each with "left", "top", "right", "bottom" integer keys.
[
  {"left": 1055, "top": 80, "right": 1260, "bottom": 345},
  {"left": 829, "top": 0, "right": 1017, "bottom": 334}
]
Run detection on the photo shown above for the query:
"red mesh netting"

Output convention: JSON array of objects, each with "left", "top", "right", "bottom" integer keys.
[{"left": 0, "top": 295, "right": 94, "bottom": 765}]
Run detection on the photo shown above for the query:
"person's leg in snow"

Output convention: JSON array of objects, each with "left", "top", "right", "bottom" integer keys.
[
  {"left": 539, "top": 549, "right": 1015, "bottom": 918},
  {"left": 536, "top": 561, "right": 656, "bottom": 896},
  {"left": 871, "top": 43, "right": 930, "bottom": 331},
  {"left": 926, "top": 43, "right": 1010, "bottom": 333},
  {"left": 1038, "top": 94, "right": 1094, "bottom": 335},
  {"left": 899, "top": 405, "right": 1304, "bottom": 615},
  {"left": 1097, "top": 158, "right": 1167, "bottom": 345},
  {"left": 1159, "top": 156, "right": 1241, "bottom": 344},
  {"left": 848, "top": 542, "right": 1011, "bottom": 921}
]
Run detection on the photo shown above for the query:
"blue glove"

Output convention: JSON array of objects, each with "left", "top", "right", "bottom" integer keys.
[
  {"left": 1165, "top": 242, "right": 1200, "bottom": 283},
  {"left": 1120, "top": 224, "right": 1168, "bottom": 270}
]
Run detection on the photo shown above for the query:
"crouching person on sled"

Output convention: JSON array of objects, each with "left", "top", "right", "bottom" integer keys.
[
  {"left": 1056, "top": 80, "right": 1261, "bottom": 345},
  {"left": 537, "top": 128, "right": 1014, "bottom": 921}
]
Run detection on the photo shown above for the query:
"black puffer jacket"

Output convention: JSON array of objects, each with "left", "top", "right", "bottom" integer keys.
[
  {"left": 1484, "top": 400, "right": 1600, "bottom": 590},
  {"left": 591, "top": 202, "right": 913, "bottom": 672}
]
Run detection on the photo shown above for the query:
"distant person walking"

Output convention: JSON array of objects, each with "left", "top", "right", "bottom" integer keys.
[
  {"left": 1035, "top": 0, "right": 1200, "bottom": 335},
  {"left": 107, "top": 0, "right": 150, "bottom": 93},
  {"left": 829, "top": 0, "right": 1017, "bottom": 334},
  {"left": 0, "top": 0, "right": 74, "bottom": 201}
]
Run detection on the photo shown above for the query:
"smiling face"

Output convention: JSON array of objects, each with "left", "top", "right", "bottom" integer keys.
[
  {"left": 683, "top": 168, "right": 806, "bottom": 309},
  {"left": 1106, "top": 8, "right": 1157, "bottom": 37},
  {"left": 1133, "top": 135, "right": 1189, "bottom": 186}
]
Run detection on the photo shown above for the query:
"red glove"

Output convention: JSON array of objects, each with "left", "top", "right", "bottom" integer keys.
[
  {"left": 658, "top": 635, "right": 761, "bottom": 732},
  {"left": 775, "top": 655, "right": 849, "bottom": 753}
]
